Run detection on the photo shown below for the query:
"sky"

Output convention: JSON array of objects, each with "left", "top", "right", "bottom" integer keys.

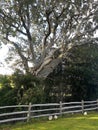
[{"left": 0, "top": 45, "right": 13, "bottom": 75}]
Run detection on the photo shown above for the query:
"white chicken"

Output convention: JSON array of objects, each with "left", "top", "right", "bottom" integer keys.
[
  {"left": 84, "top": 112, "right": 87, "bottom": 115},
  {"left": 48, "top": 115, "right": 53, "bottom": 120},
  {"left": 54, "top": 115, "right": 58, "bottom": 119}
]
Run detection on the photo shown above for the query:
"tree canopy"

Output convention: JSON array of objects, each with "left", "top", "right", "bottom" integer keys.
[{"left": 0, "top": 0, "right": 98, "bottom": 78}]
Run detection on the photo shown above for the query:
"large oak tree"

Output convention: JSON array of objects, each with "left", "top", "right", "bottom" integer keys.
[{"left": 0, "top": 0, "right": 98, "bottom": 78}]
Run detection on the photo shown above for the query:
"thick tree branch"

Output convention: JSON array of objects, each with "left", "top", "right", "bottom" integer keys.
[
  {"left": 43, "top": 9, "right": 52, "bottom": 47},
  {"left": 19, "top": 12, "right": 35, "bottom": 60}
]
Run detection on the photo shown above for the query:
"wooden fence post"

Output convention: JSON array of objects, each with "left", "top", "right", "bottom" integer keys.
[
  {"left": 60, "top": 101, "right": 62, "bottom": 116},
  {"left": 96, "top": 99, "right": 98, "bottom": 110},
  {"left": 81, "top": 100, "right": 84, "bottom": 114},
  {"left": 27, "top": 102, "right": 32, "bottom": 122}
]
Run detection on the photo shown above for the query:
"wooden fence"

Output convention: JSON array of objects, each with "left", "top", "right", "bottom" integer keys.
[{"left": 0, "top": 100, "right": 98, "bottom": 124}]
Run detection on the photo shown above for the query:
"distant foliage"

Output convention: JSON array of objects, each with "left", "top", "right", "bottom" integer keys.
[
  {"left": 44, "top": 44, "right": 98, "bottom": 102},
  {"left": 0, "top": 73, "right": 45, "bottom": 105},
  {"left": 11, "top": 71, "right": 45, "bottom": 104},
  {"left": 0, "top": 75, "right": 17, "bottom": 106}
]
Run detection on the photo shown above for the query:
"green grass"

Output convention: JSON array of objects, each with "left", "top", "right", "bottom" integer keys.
[{"left": 1, "top": 113, "right": 98, "bottom": 130}]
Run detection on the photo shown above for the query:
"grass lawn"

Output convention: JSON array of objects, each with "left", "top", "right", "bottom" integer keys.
[{"left": 1, "top": 112, "right": 98, "bottom": 130}]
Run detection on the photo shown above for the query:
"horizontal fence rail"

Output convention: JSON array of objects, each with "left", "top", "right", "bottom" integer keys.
[{"left": 0, "top": 100, "right": 98, "bottom": 124}]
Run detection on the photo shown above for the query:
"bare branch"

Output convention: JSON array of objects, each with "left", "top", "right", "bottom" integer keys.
[
  {"left": 43, "top": 9, "right": 52, "bottom": 46},
  {"left": 19, "top": 11, "right": 35, "bottom": 60},
  {"left": 0, "top": 11, "right": 27, "bottom": 36}
]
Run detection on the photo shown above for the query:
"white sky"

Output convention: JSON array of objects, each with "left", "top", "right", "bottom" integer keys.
[{"left": 0, "top": 45, "right": 13, "bottom": 75}]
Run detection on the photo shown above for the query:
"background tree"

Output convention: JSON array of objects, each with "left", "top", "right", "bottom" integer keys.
[
  {"left": 0, "top": 72, "right": 45, "bottom": 105},
  {"left": 0, "top": 0, "right": 98, "bottom": 78},
  {"left": 0, "top": 75, "right": 17, "bottom": 106},
  {"left": 45, "top": 43, "right": 98, "bottom": 102},
  {"left": 11, "top": 71, "right": 45, "bottom": 104},
  {"left": 68, "top": 44, "right": 98, "bottom": 101}
]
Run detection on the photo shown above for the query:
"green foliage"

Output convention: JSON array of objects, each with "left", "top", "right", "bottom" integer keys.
[
  {"left": 67, "top": 44, "right": 98, "bottom": 101},
  {"left": 0, "top": 73, "right": 45, "bottom": 106},
  {"left": 11, "top": 72, "right": 45, "bottom": 104},
  {"left": 0, "top": 75, "right": 17, "bottom": 106},
  {"left": 45, "top": 44, "right": 98, "bottom": 102}
]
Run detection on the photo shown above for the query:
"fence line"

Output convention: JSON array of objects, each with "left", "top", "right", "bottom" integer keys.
[{"left": 0, "top": 100, "right": 98, "bottom": 124}]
